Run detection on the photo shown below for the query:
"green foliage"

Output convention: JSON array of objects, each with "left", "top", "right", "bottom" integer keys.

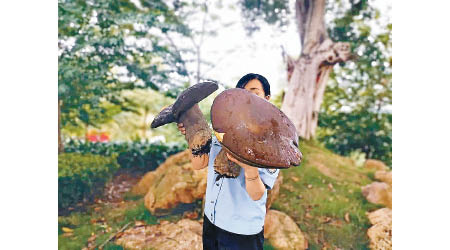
[
  {"left": 61, "top": 88, "right": 188, "bottom": 142},
  {"left": 320, "top": 1, "right": 392, "bottom": 167},
  {"left": 269, "top": 90, "right": 284, "bottom": 109},
  {"left": 58, "top": 153, "right": 120, "bottom": 210},
  {"left": 59, "top": 0, "right": 190, "bottom": 130},
  {"left": 58, "top": 200, "right": 158, "bottom": 249},
  {"left": 123, "top": 201, "right": 158, "bottom": 225},
  {"left": 103, "top": 244, "right": 124, "bottom": 250},
  {"left": 324, "top": 0, "right": 392, "bottom": 114},
  {"left": 103, "top": 88, "right": 185, "bottom": 141},
  {"left": 238, "top": 0, "right": 291, "bottom": 35},
  {"left": 263, "top": 242, "right": 276, "bottom": 250},
  {"left": 349, "top": 149, "right": 367, "bottom": 167},
  {"left": 64, "top": 140, "right": 186, "bottom": 171},
  {"left": 366, "top": 171, "right": 376, "bottom": 181},
  {"left": 317, "top": 111, "right": 391, "bottom": 167}
]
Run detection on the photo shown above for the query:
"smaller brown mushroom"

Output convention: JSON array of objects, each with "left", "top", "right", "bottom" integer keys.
[
  {"left": 151, "top": 82, "right": 218, "bottom": 156},
  {"left": 213, "top": 146, "right": 242, "bottom": 178}
]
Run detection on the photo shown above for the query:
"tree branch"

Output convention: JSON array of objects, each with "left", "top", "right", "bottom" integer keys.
[
  {"left": 296, "top": 0, "right": 328, "bottom": 54},
  {"left": 97, "top": 222, "right": 132, "bottom": 249}
]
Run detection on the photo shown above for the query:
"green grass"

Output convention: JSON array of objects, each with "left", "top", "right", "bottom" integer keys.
[
  {"left": 59, "top": 139, "right": 384, "bottom": 249},
  {"left": 58, "top": 198, "right": 203, "bottom": 249},
  {"left": 263, "top": 241, "right": 276, "bottom": 250},
  {"left": 271, "top": 140, "right": 383, "bottom": 249},
  {"left": 58, "top": 200, "right": 158, "bottom": 250},
  {"left": 122, "top": 192, "right": 143, "bottom": 201}
]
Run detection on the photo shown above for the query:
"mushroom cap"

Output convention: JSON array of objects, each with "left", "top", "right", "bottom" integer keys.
[
  {"left": 151, "top": 81, "right": 218, "bottom": 128},
  {"left": 211, "top": 88, "right": 302, "bottom": 169}
]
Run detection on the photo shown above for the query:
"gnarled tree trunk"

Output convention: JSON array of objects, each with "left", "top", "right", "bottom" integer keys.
[{"left": 281, "top": 0, "right": 351, "bottom": 140}]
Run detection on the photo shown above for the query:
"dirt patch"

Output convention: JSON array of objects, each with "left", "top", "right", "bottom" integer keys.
[{"left": 99, "top": 169, "right": 144, "bottom": 204}]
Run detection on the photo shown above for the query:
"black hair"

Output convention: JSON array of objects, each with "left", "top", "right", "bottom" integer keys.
[{"left": 235, "top": 73, "right": 271, "bottom": 97}]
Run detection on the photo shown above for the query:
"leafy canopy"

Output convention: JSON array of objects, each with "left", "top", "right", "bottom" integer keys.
[{"left": 58, "top": 0, "right": 190, "bottom": 129}]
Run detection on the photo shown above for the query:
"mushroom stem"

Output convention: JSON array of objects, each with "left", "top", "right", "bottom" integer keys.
[
  {"left": 214, "top": 149, "right": 241, "bottom": 177},
  {"left": 178, "top": 103, "right": 212, "bottom": 156}
]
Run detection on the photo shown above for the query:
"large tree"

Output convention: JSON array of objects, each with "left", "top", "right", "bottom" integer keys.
[
  {"left": 240, "top": 0, "right": 391, "bottom": 162},
  {"left": 240, "top": 0, "right": 391, "bottom": 140},
  {"left": 240, "top": 0, "right": 351, "bottom": 139},
  {"left": 280, "top": 0, "right": 351, "bottom": 139}
]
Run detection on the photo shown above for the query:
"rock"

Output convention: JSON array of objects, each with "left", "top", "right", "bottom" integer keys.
[
  {"left": 367, "top": 208, "right": 392, "bottom": 250},
  {"left": 266, "top": 172, "right": 283, "bottom": 210},
  {"left": 374, "top": 170, "right": 392, "bottom": 185},
  {"left": 364, "top": 159, "right": 388, "bottom": 171},
  {"left": 264, "top": 210, "right": 308, "bottom": 250},
  {"left": 115, "top": 219, "right": 203, "bottom": 250},
  {"left": 368, "top": 207, "right": 392, "bottom": 225},
  {"left": 361, "top": 182, "right": 392, "bottom": 208},
  {"left": 131, "top": 150, "right": 207, "bottom": 214}
]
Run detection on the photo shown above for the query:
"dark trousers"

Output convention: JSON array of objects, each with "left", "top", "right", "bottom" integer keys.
[{"left": 202, "top": 214, "right": 264, "bottom": 250}]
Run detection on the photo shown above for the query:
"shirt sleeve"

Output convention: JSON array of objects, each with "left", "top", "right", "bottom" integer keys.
[
  {"left": 208, "top": 135, "right": 222, "bottom": 171},
  {"left": 258, "top": 168, "right": 279, "bottom": 190}
]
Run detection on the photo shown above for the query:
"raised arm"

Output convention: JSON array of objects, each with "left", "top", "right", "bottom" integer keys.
[
  {"left": 226, "top": 153, "right": 265, "bottom": 201},
  {"left": 178, "top": 123, "right": 209, "bottom": 170}
]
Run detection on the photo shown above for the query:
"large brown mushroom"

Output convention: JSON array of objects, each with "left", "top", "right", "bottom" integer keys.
[
  {"left": 211, "top": 88, "right": 302, "bottom": 176},
  {"left": 151, "top": 82, "right": 218, "bottom": 156}
]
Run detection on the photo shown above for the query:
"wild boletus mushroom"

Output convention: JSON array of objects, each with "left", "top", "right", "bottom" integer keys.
[
  {"left": 211, "top": 88, "right": 302, "bottom": 177},
  {"left": 151, "top": 82, "right": 218, "bottom": 156}
]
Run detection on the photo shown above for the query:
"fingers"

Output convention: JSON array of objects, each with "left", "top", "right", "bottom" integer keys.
[
  {"left": 226, "top": 152, "right": 236, "bottom": 162},
  {"left": 226, "top": 152, "right": 253, "bottom": 170},
  {"left": 177, "top": 123, "right": 186, "bottom": 135}
]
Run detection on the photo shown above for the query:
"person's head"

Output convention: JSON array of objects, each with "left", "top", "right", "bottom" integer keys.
[{"left": 236, "top": 73, "right": 271, "bottom": 101}]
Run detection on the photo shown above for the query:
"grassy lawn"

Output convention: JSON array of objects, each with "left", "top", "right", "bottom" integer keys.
[
  {"left": 59, "top": 199, "right": 145, "bottom": 250},
  {"left": 58, "top": 196, "right": 196, "bottom": 250},
  {"left": 59, "top": 140, "right": 382, "bottom": 250},
  {"left": 271, "top": 140, "right": 383, "bottom": 249}
]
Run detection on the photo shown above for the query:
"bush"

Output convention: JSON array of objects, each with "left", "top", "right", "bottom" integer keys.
[
  {"left": 58, "top": 153, "right": 120, "bottom": 210},
  {"left": 64, "top": 140, "right": 186, "bottom": 171},
  {"left": 318, "top": 111, "right": 392, "bottom": 167}
]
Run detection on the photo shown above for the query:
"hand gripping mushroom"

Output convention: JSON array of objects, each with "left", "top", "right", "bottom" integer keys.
[{"left": 151, "top": 82, "right": 218, "bottom": 157}]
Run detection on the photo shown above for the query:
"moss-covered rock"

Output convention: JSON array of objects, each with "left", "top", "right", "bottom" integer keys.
[
  {"left": 132, "top": 150, "right": 207, "bottom": 215},
  {"left": 362, "top": 182, "right": 392, "bottom": 208},
  {"left": 264, "top": 209, "right": 308, "bottom": 250},
  {"left": 364, "top": 159, "right": 388, "bottom": 171},
  {"left": 375, "top": 170, "right": 392, "bottom": 185}
]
